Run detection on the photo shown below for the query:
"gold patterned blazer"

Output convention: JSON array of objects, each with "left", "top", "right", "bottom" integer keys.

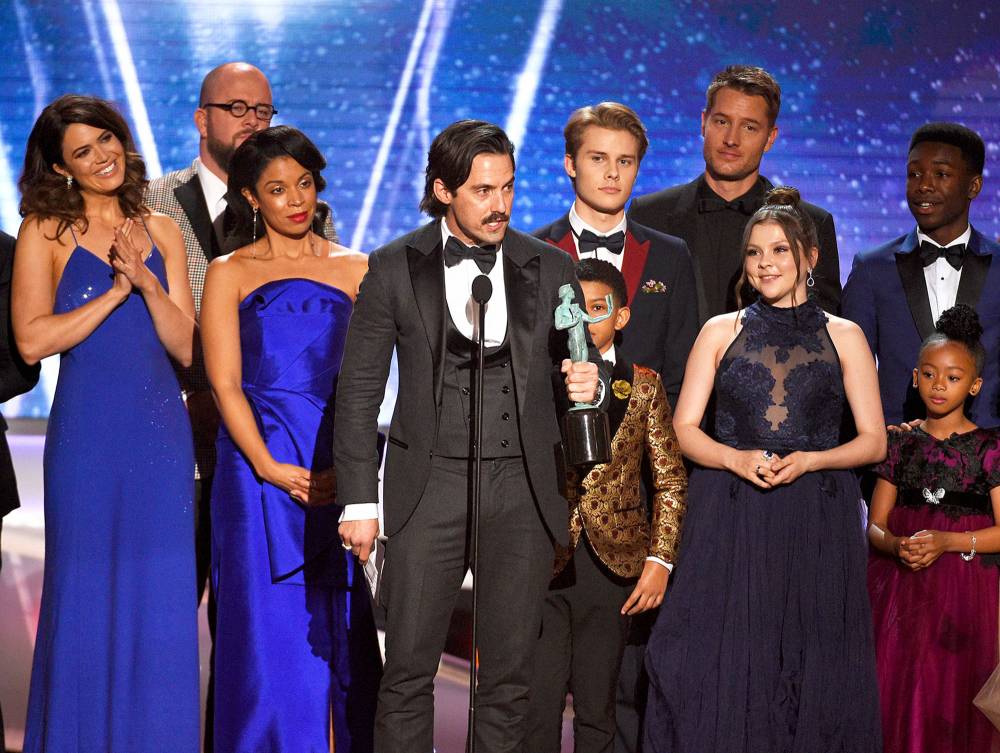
[{"left": 556, "top": 361, "right": 687, "bottom": 579}]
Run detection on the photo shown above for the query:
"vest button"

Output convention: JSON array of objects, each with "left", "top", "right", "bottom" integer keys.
[
  {"left": 501, "top": 439, "right": 510, "bottom": 448},
  {"left": 502, "top": 412, "right": 510, "bottom": 421},
  {"left": 461, "top": 387, "right": 470, "bottom": 395},
  {"left": 501, "top": 385, "right": 510, "bottom": 394},
  {"left": 500, "top": 361, "right": 509, "bottom": 368}
]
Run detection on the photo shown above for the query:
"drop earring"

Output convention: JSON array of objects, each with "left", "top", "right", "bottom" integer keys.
[
  {"left": 65, "top": 175, "right": 73, "bottom": 189},
  {"left": 806, "top": 267, "right": 815, "bottom": 288},
  {"left": 251, "top": 206, "right": 258, "bottom": 259}
]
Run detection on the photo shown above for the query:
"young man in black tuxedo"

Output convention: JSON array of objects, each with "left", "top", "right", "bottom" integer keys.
[
  {"left": 629, "top": 65, "right": 841, "bottom": 322},
  {"left": 534, "top": 101, "right": 698, "bottom": 408},
  {"left": 535, "top": 102, "right": 699, "bottom": 753},
  {"left": 334, "top": 120, "right": 605, "bottom": 753}
]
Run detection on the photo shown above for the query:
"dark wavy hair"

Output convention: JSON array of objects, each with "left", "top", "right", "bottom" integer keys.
[
  {"left": 420, "top": 120, "right": 515, "bottom": 218},
  {"left": 224, "top": 125, "right": 330, "bottom": 251},
  {"left": 705, "top": 65, "right": 781, "bottom": 127},
  {"left": 920, "top": 304, "right": 986, "bottom": 376},
  {"left": 734, "top": 186, "right": 818, "bottom": 311},
  {"left": 18, "top": 95, "right": 148, "bottom": 241},
  {"left": 576, "top": 257, "right": 628, "bottom": 308}
]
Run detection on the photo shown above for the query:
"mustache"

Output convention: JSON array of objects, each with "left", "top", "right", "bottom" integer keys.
[{"left": 483, "top": 212, "right": 509, "bottom": 225}]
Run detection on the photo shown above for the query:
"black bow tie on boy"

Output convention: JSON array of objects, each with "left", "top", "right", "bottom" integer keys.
[
  {"left": 577, "top": 229, "right": 625, "bottom": 255},
  {"left": 444, "top": 236, "right": 498, "bottom": 274},
  {"left": 918, "top": 240, "right": 966, "bottom": 271}
]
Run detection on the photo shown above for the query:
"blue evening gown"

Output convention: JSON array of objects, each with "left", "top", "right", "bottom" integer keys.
[
  {"left": 210, "top": 278, "right": 380, "bottom": 753},
  {"left": 25, "top": 236, "right": 199, "bottom": 752}
]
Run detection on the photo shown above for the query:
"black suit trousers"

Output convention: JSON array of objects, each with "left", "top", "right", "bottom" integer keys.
[{"left": 376, "top": 455, "right": 552, "bottom": 753}]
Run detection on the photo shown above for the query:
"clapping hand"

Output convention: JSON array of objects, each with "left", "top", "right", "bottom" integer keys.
[{"left": 109, "top": 219, "right": 157, "bottom": 295}]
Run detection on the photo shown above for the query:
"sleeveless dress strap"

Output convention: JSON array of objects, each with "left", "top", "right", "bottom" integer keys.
[{"left": 68, "top": 222, "right": 79, "bottom": 245}]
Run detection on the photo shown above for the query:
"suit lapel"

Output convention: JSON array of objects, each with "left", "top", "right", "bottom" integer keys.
[
  {"left": 544, "top": 215, "right": 578, "bottom": 260},
  {"left": 621, "top": 227, "right": 650, "bottom": 304},
  {"left": 406, "top": 223, "right": 447, "bottom": 408},
  {"left": 607, "top": 359, "right": 632, "bottom": 439},
  {"left": 894, "top": 230, "right": 935, "bottom": 340},
  {"left": 503, "top": 231, "right": 541, "bottom": 419},
  {"left": 956, "top": 229, "right": 993, "bottom": 308},
  {"left": 174, "top": 175, "right": 218, "bottom": 260},
  {"left": 668, "top": 178, "right": 709, "bottom": 322}
]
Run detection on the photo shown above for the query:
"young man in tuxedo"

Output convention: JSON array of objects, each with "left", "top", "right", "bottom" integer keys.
[
  {"left": 526, "top": 259, "right": 687, "bottom": 753},
  {"left": 629, "top": 65, "right": 841, "bottom": 322},
  {"left": 842, "top": 122, "right": 1000, "bottom": 427},
  {"left": 334, "top": 120, "right": 605, "bottom": 753},
  {"left": 534, "top": 101, "right": 698, "bottom": 407},
  {"left": 0, "top": 229, "right": 41, "bottom": 753},
  {"left": 535, "top": 101, "right": 698, "bottom": 753}
]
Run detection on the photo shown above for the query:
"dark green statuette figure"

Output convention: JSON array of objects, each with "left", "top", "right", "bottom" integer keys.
[{"left": 554, "top": 283, "right": 612, "bottom": 464}]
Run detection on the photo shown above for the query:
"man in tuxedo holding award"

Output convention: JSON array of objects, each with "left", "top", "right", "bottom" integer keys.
[{"left": 335, "top": 120, "right": 605, "bottom": 753}]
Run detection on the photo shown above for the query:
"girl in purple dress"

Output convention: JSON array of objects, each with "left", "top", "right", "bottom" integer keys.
[{"left": 868, "top": 304, "right": 1000, "bottom": 753}]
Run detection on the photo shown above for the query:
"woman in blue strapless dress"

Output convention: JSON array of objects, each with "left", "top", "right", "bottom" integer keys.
[
  {"left": 201, "top": 126, "right": 380, "bottom": 753},
  {"left": 13, "top": 96, "right": 199, "bottom": 751},
  {"left": 643, "top": 188, "right": 886, "bottom": 753}
]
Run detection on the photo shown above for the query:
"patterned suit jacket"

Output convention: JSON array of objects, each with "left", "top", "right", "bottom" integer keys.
[
  {"left": 145, "top": 161, "right": 338, "bottom": 474},
  {"left": 556, "top": 360, "right": 687, "bottom": 579}
]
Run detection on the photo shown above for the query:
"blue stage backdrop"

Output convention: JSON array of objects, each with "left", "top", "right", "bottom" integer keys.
[{"left": 1, "top": 0, "right": 998, "bottom": 417}]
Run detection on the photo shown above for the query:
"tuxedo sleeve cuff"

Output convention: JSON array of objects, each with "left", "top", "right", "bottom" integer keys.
[
  {"left": 646, "top": 556, "right": 673, "bottom": 572},
  {"left": 339, "top": 503, "right": 379, "bottom": 522}
]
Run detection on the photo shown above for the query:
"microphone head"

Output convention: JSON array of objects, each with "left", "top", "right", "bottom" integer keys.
[{"left": 472, "top": 274, "right": 493, "bottom": 304}]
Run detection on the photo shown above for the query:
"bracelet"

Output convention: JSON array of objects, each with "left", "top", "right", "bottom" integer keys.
[{"left": 961, "top": 532, "right": 977, "bottom": 562}]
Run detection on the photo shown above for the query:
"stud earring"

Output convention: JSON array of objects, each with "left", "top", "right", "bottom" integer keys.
[{"left": 806, "top": 267, "right": 815, "bottom": 288}]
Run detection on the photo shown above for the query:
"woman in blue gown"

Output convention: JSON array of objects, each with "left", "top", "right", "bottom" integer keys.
[
  {"left": 13, "top": 95, "right": 199, "bottom": 751},
  {"left": 643, "top": 188, "right": 886, "bottom": 753},
  {"left": 201, "top": 126, "right": 380, "bottom": 753}
]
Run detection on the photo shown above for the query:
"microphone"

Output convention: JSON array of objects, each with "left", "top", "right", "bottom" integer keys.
[{"left": 472, "top": 274, "right": 493, "bottom": 304}]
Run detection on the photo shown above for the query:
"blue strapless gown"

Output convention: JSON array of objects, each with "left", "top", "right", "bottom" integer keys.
[
  {"left": 211, "top": 278, "right": 379, "bottom": 753},
  {"left": 25, "top": 245, "right": 199, "bottom": 752}
]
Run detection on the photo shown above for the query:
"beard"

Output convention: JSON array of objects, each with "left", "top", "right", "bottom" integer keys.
[{"left": 206, "top": 136, "right": 237, "bottom": 175}]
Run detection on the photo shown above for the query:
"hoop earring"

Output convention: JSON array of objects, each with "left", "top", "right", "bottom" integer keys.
[
  {"left": 65, "top": 175, "right": 73, "bottom": 189},
  {"left": 806, "top": 267, "right": 815, "bottom": 288},
  {"left": 251, "top": 206, "right": 258, "bottom": 259}
]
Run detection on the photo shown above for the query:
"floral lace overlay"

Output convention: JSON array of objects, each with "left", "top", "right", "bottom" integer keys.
[{"left": 715, "top": 300, "right": 843, "bottom": 453}]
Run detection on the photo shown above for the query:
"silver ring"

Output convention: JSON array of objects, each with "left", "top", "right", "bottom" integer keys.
[
  {"left": 762, "top": 450, "right": 774, "bottom": 460},
  {"left": 341, "top": 542, "right": 352, "bottom": 551}
]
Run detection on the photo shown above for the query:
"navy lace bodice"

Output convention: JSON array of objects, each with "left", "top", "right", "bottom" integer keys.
[{"left": 714, "top": 299, "right": 844, "bottom": 453}]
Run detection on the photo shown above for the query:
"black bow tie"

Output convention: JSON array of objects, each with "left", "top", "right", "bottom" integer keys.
[
  {"left": 697, "top": 196, "right": 755, "bottom": 215},
  {"left": 444, "top": 236, "right": 498, "bottom": 274},
  {"left": 577, "top": 229, "right": 625, "bottom": 255},
  {"left": 918, "top": 240, "right": 966, "bottom": 271}
]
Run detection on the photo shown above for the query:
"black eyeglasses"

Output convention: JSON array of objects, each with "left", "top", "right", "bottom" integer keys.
[{"left": 201, "top": 100, "right": 278, "bottom": 120}]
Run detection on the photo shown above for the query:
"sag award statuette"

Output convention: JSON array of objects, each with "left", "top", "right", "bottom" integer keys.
[{"left": 554, "top": 284, "right": 612, "bottom": 465}]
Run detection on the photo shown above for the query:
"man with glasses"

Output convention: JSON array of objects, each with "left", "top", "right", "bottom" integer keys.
[{"left": 145, "top": 61, "right": 335, "bottom": 752}]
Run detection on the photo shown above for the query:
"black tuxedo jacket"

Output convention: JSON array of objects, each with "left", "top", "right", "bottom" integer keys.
[
  {"left": 842, "top": 227, "right": 1000, "bottom": 426},
  {"left": 334, "top": 221, "right": 607, "bottom": 543},
  {"left": 629, "top": 174, "right": 842, "bottom": 319},
  {"left": 533, "top": 215, "right": 698, "bottom": 408},
  {"left": 0, "top": 231, "right": 41, "bottom": 517}
]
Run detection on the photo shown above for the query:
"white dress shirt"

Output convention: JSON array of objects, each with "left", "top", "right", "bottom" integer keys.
[
  {"left": 340, "top": 220, "right": 509, "bottom": 523},
  {"left": 569, "top": 202, "right": 628, "bottom": 271},
  {"left": 194, "top": 158, "right": 229, "bottom": 245},
  {"left": 600, "top": 346, "right": 672, "bottom": 574},
  {"left": 919, "top": 225, "right": 971, "bottom": 322}
]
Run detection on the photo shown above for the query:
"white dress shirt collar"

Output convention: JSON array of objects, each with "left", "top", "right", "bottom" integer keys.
[
  {"left": 439, "top": 220, "right": 508, "bottom": 346},
  {"left": 917, "top": 224, "right": 972, "bottom": 249},
  {"left": 568, "top": 203, "right": 628, "bottom": 270},
  {"left": 194, "top": 158, "right": 229, "bottom": 221}
]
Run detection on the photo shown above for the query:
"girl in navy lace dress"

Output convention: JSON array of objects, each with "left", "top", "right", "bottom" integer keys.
[
  {"left": 867, "top": 304, "right": 1000, "bottom": 753},
  {"left": 643, "top": 187, "right": 886, "bottom": 752}
]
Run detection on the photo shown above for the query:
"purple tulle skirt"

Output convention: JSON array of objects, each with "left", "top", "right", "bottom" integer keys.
[{"left": 868, "top": 505, "right": 1000, "bottom": 753}]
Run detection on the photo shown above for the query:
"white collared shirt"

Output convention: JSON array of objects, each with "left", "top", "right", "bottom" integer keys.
[
  {"left": 918, "top": 225, "right": 971, "bottom": 322},
  {"left": 569, "top": 202, "right": 628, "bottom": 271},
  {"left": 599, "top": 344, "right": 672, "bottom": 574},
  {"left": 440, "top": 220, "right": 508, "bottom": 346},
  {"left": 194, "top": 158, "right": 228, "bottom": 221}
]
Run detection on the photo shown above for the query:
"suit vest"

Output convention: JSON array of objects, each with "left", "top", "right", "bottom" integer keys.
[{"left": 432, "top": 314, "right": 523, "bottom": 459}]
